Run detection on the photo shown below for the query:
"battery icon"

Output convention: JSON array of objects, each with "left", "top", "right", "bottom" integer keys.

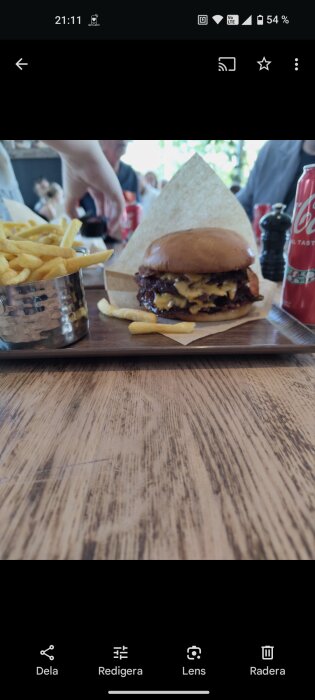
[{"left": 257, "top": 15, "right": 264, "bottom": 25}]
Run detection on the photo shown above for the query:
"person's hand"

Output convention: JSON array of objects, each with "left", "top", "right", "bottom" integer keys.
[
  {"left": 38, "top": 203, "right": 56, "bottom": 222},
  {"left": 61, "top": 144, "right": 125, "bottom": 234}
]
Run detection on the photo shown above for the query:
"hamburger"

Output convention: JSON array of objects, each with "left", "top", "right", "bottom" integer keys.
[{"left": 135, "top": 228, "right": 263, "bottom": 322}]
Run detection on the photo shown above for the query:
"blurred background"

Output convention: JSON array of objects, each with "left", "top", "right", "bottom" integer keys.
[
  {"left": 127, "top": 140, "right": 267, "bottom": 185},
  {"left": 2, "top": 140, "right": 266, "bottom": 211}
]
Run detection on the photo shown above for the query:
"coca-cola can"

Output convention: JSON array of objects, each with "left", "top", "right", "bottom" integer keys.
[
  {"left": 281, "top": 164, "right": 315, "bottom": 324},
  {"left": 121, "top": 203, "right": 142, "bottom": 242},
  {"left": 252, "top": 204, "right": 271, "bottom": 243}
]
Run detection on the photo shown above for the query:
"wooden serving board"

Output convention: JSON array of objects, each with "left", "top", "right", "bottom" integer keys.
[{"left": 1, "top": 289, "right": 314, "bottom": 359}]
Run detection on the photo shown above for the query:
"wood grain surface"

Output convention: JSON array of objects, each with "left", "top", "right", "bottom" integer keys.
[
  {"left": 1, "top": 290, "right": 315, "bottom": 359},
  {"left": 0, "top": 350, "right": 314, "bottom": 560}
]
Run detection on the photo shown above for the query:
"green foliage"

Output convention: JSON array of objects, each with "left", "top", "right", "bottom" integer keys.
[
  {"left": 158, "top": 140, "right": 244, "bottom": 185},
  {"left": 162, "top": 140, "right": 238, "bottom": 156}
]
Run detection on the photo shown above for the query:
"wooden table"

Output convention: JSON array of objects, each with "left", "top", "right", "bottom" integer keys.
[
  {"left": 0, "top": 346, "right": 314, "bottom": 560},
  {"left": 1, "top": 249, "right": 314, "bottom": 560}
]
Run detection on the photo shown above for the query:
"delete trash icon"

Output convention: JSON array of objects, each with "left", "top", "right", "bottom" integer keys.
[{"left": 261, "top": 645, "right": 274, "bottom": 660}]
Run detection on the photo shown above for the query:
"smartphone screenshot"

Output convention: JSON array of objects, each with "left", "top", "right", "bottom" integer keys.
[{"left": 0, "top": 2, "right": 314, "bottom": 698}]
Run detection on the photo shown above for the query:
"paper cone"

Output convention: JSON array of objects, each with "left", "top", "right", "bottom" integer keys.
[{"left": 3, "top": 199, "right": 47, "bottom": 224}]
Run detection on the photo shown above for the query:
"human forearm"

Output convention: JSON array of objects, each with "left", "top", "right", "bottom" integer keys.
[
  {"left": 41, "top": 140, "right": 125, "bottom": 232},
  {"left": 42, "top": 140, "right": 123, "bottom": 202},
  {"left": 42, "top": 140, "right": 102, "bottom": 159}
]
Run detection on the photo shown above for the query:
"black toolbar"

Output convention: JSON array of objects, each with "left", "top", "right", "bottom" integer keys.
[{"left": 1, "top": 6, "right": 315, "bottom": 40}]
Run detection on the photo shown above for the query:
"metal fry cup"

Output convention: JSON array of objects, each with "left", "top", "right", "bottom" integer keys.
[{"left": 0, "top": 270, "right": 89, "bottom": 349}]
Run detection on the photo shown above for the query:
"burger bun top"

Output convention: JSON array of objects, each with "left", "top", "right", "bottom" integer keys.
[{"left": 143, "top": 227, "right": 255, "bottom": 274}]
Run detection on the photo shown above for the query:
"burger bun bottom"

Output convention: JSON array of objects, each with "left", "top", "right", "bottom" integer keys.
[{"left": 156, "top": 303, "right": 253, "bottom": 323}]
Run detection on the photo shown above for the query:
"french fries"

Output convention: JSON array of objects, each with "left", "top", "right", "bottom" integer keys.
[
  {"left": 60, "top": 219, "right": 82, "bottom": 248},
  {"left": 65, "top": 251, "right": 113, "bottom": 274},
  {"left": 0, "top": 222, "right": 114, "bottom": 286},
  {"left": 28, "top": 257, "right": 65, "bottom": 282},
  {"left": 0, "top": 224, "right": 7, "bottom": 241},
  {"left": 2, "top": 268, "right": 31, "bottom": 285},
  {"left": 0, "top": 218, "right": 83, "bottom": 249},
  {"left": 128, "top": 322, "right": 196, "bottom": 335},
  {"left": 43, "top": 261, "right": 68, "bottom": 280},
  {"left": 97, "top": 298, "right": 157, "bottom": 323},
  {"left": 0, "top": 255, "right": 9, "bottom": 274},
  {"left": 97, "top": 299, "right": 195, "bottom": 334},
  {"left": 1, "top": 269, "right": 17, "bottom": 284},
  {"left": 10, "top": 224, "right": 63, "bottom": 239},
  {"left": 11, "top": 253, "right": 43, "bottom": 270},
  {"left": 0, "top": 238, "right": 76, "bottom": 258}
]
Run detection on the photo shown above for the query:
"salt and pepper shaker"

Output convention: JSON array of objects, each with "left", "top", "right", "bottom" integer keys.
[{"left": 259, "top": 203, "right": 292, "bottom": 282}]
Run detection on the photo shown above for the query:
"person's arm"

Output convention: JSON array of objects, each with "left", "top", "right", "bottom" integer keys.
[
  {"left": 237, "top": 141, "right": 272, "bottom": 221},
  {"left": 237, "top": 169, "right": 256, "bottom": 221},
  {"left": 42, "top": 140, "right": 125, "bottom": 233},
  {"left": 133, "top": 169, "right": 141, "bottom": 203}
]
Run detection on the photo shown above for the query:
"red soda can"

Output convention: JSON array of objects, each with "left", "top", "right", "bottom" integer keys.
[
  {"left": 121, "top": 202, "right": 142, "bottom": 242},
  {"left": 282, "top": 164, "right": 315, "bottom": 324},
  {"left": 252, "top": 204, "right": 271, "bottom": 243}
]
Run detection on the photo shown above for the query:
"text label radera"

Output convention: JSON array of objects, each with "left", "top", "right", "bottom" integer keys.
[{"left": 250, "top": 667, "right": 286, "bottom": 675}]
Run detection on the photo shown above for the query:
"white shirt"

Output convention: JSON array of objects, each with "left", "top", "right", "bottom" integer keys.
[{"left": 140, "top": 184, "right": 160, "bottom": 217}]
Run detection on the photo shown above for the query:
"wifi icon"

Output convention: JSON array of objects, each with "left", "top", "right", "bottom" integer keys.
[{"left": 212, "top": 14, "right": 224, "bottom": 24}]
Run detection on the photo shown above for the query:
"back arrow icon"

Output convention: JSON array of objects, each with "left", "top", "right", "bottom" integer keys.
[{"left": 16, "top": 58, "right": 28, "bottom": 70}]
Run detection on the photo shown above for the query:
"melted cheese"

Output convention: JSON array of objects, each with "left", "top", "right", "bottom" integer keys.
[
  {"left": 154, "top": 275, "right": 238, "bottom": 312},
  {"left": 154, "top": 293, "right": 187, "bottom": 310},
  {"left": 189, "top": 301, "right": 216, "bottom": 314},
  {"left": 174, "top": 280, "right": 237, "bottom": 301},
  {"left": 185, "top": 274, "right": 203, "bottom": 283}
]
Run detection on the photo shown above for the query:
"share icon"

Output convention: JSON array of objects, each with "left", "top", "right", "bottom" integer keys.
[{"left": 40, "top": 645, "right": 55, "bottom": 661}]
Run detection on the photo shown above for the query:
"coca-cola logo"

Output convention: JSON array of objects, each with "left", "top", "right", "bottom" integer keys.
[{"left": 293, "top": 193, "right": 315, "bottom": 235}]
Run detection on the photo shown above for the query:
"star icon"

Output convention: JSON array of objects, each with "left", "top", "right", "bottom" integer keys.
[{"left": 257, "top": 57, "right": 272, "bottom": 70}]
